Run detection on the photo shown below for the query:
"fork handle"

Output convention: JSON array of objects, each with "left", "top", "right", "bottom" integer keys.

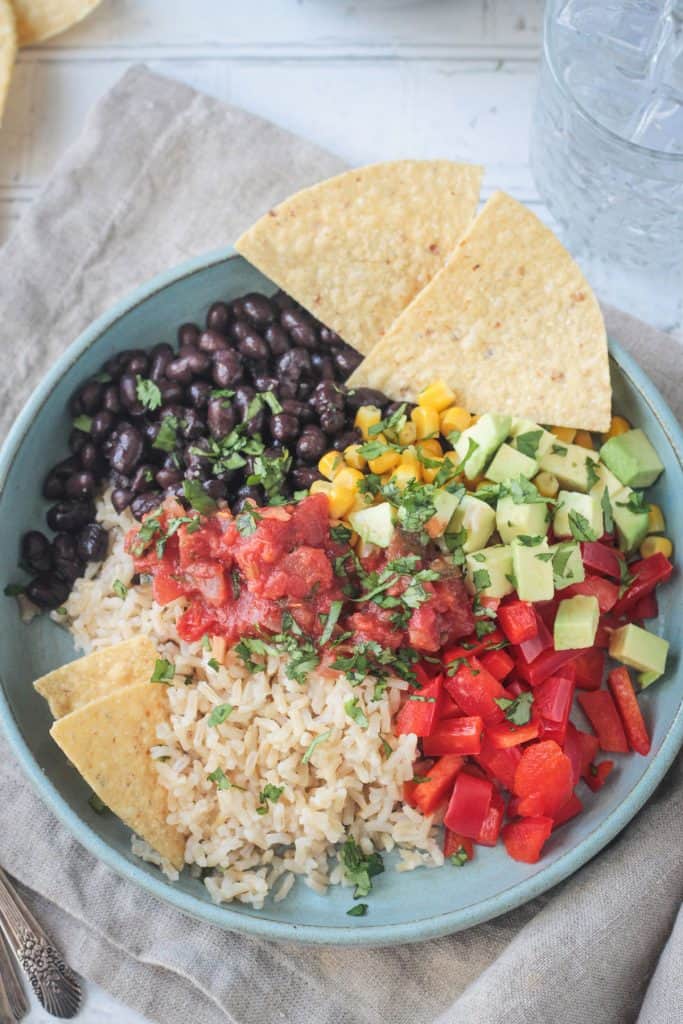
[
  {"left": 0, "top": 927, "right": 28, "bottom": 1020},
  {"left": 0, "top": 868, "right": 81, "bottom": 1019}
]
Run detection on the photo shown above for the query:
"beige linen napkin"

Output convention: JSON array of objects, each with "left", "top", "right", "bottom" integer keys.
[{"left": 0, "top": 66, "right": 681, "bottom": 1024}]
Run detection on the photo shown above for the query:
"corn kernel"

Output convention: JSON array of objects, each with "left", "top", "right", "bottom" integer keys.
[
  {"left": 417, "top": 438, "right": 443, "bottom": 458},
  {"left": 647, "top": 503, "right": 666, "bottom": 534},
  {"left": 417, "top": 379, "right": 457, "bottom": 413},
  {"left": 310, "top": 480, "right": 332, "bottom": 496},
  {"left": 411, "top": 405, "right": 440, "bottom": 440},
  {"left": 398, "top": 421, "right": 417, "bottom": 446},
  {"left": 422, "top": 458, "right": 444, "bottom": 484},
  {"left": 534, "top": 471, "right": 559, "bottom": 498},
  {"left": 400, "top": 446, "right": 423, "bottom": 479},
  {"left": 368, "top": 450, "right": 401, "bottom": 475},
  {"left": 551, "top": 426, "right": 577, "bottom": 443},
  {"left": 391, "top": 464, "right": 420, "bottom": 490},
  {"left": 440, "top": 406, "right": 471, "bottom": 436},
  {"left": 344, "top": 444, "right": 367, "bottom": 471},
  {"left": 574, "top": 430, "right": 594, "bottom": 450},
  {"left": 639, "top": 536, "right": 673, "bottom": 560},
  {"left": 318, "top": 450, "right": 344, "bottom": 481},
  {"left": 354, "top": 405, "right": 382, "bottom": 440},
  {"left": 334, "top": 466, "right": 365, "bottom": 491},
  {"left": 603, "top": 415, "right": 631, "bottom": 441},
  {"left": 328, "top": 485, "right": 356, "bottom": 519}
]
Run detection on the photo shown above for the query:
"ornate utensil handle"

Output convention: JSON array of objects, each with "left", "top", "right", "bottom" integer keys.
[
  {"left": 0, "top": 868, "right": 81, "bottom": 1019},
  {"left": 0, "top": 926, "right": 28, "bottom": 1021}
]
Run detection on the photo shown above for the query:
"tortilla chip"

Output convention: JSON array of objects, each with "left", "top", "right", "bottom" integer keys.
[
  {"left": 236, "top": 160, "right": 483, "bottom": 356},
  {"left": 347, "top": 192, "right": 611, "bottom": 431},
  {"left": 35, "top": 636, "right": 158, "bottom": 719},
  {"left": 0, "top": 0, "right": 16, "bottom": 125},
  {"left": 10, "top": 0, "right": 101, "bottom": 45},
  {"left": 50, "top": 683, "right": 185, "bottom": 869}
]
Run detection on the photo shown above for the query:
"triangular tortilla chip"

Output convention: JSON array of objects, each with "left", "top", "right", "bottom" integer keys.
[
  {"left": 51, "top": 683, "right": 185, "bottom": 869},
  {"left": 236, "top": 160, "right": 483, "bottom": 356},
  {"left": 35, "top": 636, "right": 158, "bottom": 719},
  {"left": 10, "top": 0, "right": 101, "bottom": 45},
  {"left": 0, "top": 0, "right": 16, "bottom": 125},
  {"left": 347, "top": 191, "right": 611, "bottom": 432}
]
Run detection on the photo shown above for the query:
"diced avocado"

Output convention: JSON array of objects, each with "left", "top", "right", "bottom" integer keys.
[
  {"left": 554, "top": 595, "right": 599, "bottom": 650},
  {"left": 589, "top": 461, "right": 624, "bottom": 499},
  {"left": 549, "top": 541, "right": 585, "bottom": 590},
  {"left": 509, "top": 419, "right": 554, "bottom": 458},
  {"left": 496, "top": 494, "right": 549, "bottom": 544},
  {"left": 638, "top": 669, "right": 663, "bottom": 690},
  {"left": 486, "top": 443, "right": 538, "bottom": 484},
  {"left": 448, "top": 493, "right": 495, "bottom": 553},
  {"left": 609, "top": 623, "right": 669, "bottom": 675},
  {"left": 511, "top": 538, "right": 554, "bottom": 602},
  {"left": 465, "top": 545, "right": 514, "bottom": 599},
  {"left": 553, "top": 490, "right": 603, "bottom": 540},
  {"left": 349, "top": 502, "right": 395, "bottom": 548},
  {"left": 600, "top": 428, "right": 664, "bottom": 488},
  {"left": 426, "top": 489, "right": 462, "bottom": 539},
  {"left": 454, "top": 413, "right": 512, "bottom": 481},
  {"left": 611, "top": 486, "right": 650, "bottom": 553},
  {"left": 538, "top": 443, "right": 600, "bottom": 493}
]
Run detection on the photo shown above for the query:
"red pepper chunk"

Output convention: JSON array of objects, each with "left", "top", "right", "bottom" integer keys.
[
  {"left": 486, "top": 718, "right": 541, "bottom": 749},
  {"left": 444, "top": 772, "right": 494, "bottom": 839},
  {"left": 443, "top": 829, "right": 475, "bottom": 863},
  {"left": 563, "top": 722, "right": 600, "bottom": 786},
  {"left": 573, "top": 648, "right": 606, "bottom": 691},
  {"left": 395, "top": 676, "right": 443, "bottom": 737},
  {"left": 497, "top": 600, "right": 538, "bottom": 644},
  {"left": 515, "top": 648, "right": 580, "bottom": 687},
  {"left": 607, "top": 667, "right": 651, "bottom": 755},
  {"left": 612, "top": 553, "right": 673, "bottom": 616},
  {"left": 564, "top": 575, "right": 619, "bottom": 613},
  {"left": 585, "top": 760, "right": 615, "bottom": 792},
  {"left": 577, "top": 690, "right": 629, "bottom": 753},
  {"left": 479, "top": 647, "right": 515, "bottom": 680},
  {"left": 422, "top": 716, "right": 484, "bottom": 757},
  {"left": 444, "top": 658, "right": 507, "bottom": 723},
  {"left": 502, "top": 817, "right": 554, "bottom": 863},
  {"left": 580, "top": 541, "right": 623, "bottom": 580},
  {"left": 474, "top": 735, "right": 522, "bottom": 790},
  {"left": 552, "top": 792, "right": 583, "bottom": 828},
  {"left": 513, "top": 740, "right": 574, "bottom": 818},
  {"left": 476, "top": 789, "right": 505, "bottom": 847},
  {"left": 412, "top": 754, "right": 464, "bottom": 815}
]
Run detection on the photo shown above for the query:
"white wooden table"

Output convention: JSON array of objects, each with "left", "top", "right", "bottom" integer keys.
[{"left": 0, "top": 1, "right": 665, "bottom": 1021}]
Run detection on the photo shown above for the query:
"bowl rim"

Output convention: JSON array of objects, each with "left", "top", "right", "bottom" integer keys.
[{"left": 1, "top": 244, "right": 682, "bottom": 946}]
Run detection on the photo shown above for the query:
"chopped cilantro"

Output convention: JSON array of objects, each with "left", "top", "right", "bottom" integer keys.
[
  {"left": 247, "top": 448, "right": 292, "bottom": 502},
  {"left": 551, "top": 444, "right": 568, "bottom": 456},
  {"left": 112, "top": 579, "right": 128, "bottom": 599},
  {"left": 552, "top": 542, "right": 576, "bottom": 585},
  {"left": 339, "top": 835, "right": 384, "bottom": 899},
  {"left": 535, "top": 551, "right": 554, "bottom": 562},
  {"left": 515, "top": 430, "right": 543, "bottom": 459},
  {"left": 319, "top": 600, "right": 343, "bottom": 646},
  {"left": 135, "top": 376, "right": 162, "bottom": 411},
  {"left": 235, "top": 506, "right": 262, "bottom": 537},
  {"left": 472, "top": 568, "right": 492, "bottom": 592},
  {"left": 585, "top": 457, "right": 600, "bottom": 490},
  {"left": 207, "top": 657, "right": 220, "bottom": 672},
  {"left": 234, "top": 636, "right": 271, "bottom": 670},
  {"left": 449, "top": 846, "right": 470, "bottom": 867},
  {"left": 367, "top": 403, "right": 407, "bottom": 442},
  {"left": 246, "top": 391, "right": 283, "bottom": 418},
  {"left": 153, "top": 415, "right": 179, "bottom": 453},
  {"left": 150, "top": 658, "right": 175, "bottom": 684},
  {"left": 344, "top": 697, "right": 369, "bottom": 729},
  {"left": 4, "top": 583, "right": 25, "bottom": 597},
  {"left": 601, "top": 488, "right": 614, "bottom": 533},
  {"left": 475, "top": 619, "right": 496, "bottom": 640},
  {"left": 302, "top": 730, "right": 332, "bottom": 764},
  {"left": 380, "top": 738, "right": 393, "bottom": 759},
  {"left": 495, "top": 690, "right": 534, "bottom": 726},
  {"left": 330, "top": 523, "right": 353, "bottom": 545},
  {"left": 618, "top": 558, "right": 635, "bottom": 597},
  {"left": 88, "top": 793, "right": 108, "bottom": 814},
  {"left": 208, "top": 703, "right": 234, "bottom": 726},
  {"left": 616, "top": 490, "right": 648, "bottom": 514},
  {"left": 256, "top": 783, "right": 284, "bottom": 815},
  {"left": 72, "top": 414, "right": 92, "bottom": 433},
  {"left": 201, "top": 634, "right": 212, "bottom": 650},
  {"left": 568, "top": 509, "right": 598, "bottom": 541},
  {"left": 347, "top": 903, "right": 368, "bottom": 917},
  {"left": 515, "top": 534, "right": 545, "bottom": 547},
  {"left": 207, "top": 767, "right": 245, "bottom": 791},
  {"left": 182, "top": 479, "right": 217, "bottom": 514}
]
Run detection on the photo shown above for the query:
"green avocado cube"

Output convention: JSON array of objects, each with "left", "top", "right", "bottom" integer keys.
[
  {"left": 486, "top": 443, "right": 538, "bottom": 484},
  {"left": 349, "top": 502, "right": 395, "bottom": 548},
  {"left": 549, "top": 541, "right": 585, "bottom": 590},
  {"left": 511, "top": 538, "right": 554, "bottom": 602},
  {"left": 465, "top": 545, "right": 514, "bottom": 599},
  {"left": 454, "top": 413, "right": 512, "bottom": 481},
  {"left": 554, "top": 595, "right": 599, "bottom": 650},
  {"left": 600, "top": 428, "right": 664, "bottom": 488},
  {"left": 611, "top": 487, "right": 649, "bottom": 553},
  {"left": 509, "top": 419, "right": 555, "bottom": 458},
  {"left": 609, "top": 623, "right": 669, "bottom": 676},
  {"left": 538, "top": 443, "right": 600, "bottom": 493},
  {"left": 496, "top": 494, "right": 549, "bottom": 544},
  {"left": 553, "top": 490, "right": 603, "bottom": 540},
  {"left": 589, "top": 461, "right": 624, "bottom": 499},
  {"left": 448, "top": 493, "right": 495, "bottom": 553}
]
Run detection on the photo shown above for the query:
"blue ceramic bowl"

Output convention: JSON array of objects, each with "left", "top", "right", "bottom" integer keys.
[{"left": 0, "top": 248, "right": 681, "bottom": 945}]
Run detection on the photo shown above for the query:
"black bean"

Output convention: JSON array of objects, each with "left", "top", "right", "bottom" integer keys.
[
  {"left": 155, "top": 466, "right": 183, "bottom": 490},
  {"left": 331, "top": 428, "right": 362, "bottom": 452},
  {"left": 270, "top": 413, "right": 299, "bottom": 443},
  {"left": 278, "top": 348, "right": 312, "bottom": 381},
  {"left": 212, "top": 349, "right": 243, "bottom": 389},
  {"left": 21, "top": 531, "right": 53, "bottom": 574},
  {"left": 126, "top": 353, "right": 149, "bottom": 376},
  {"left": 76, "top": 523, "right": 108, "bottom": 562},
  {"left": 230, "top": 298, "right": 246, "bottom": 320},
  {"left": 199, "top": 329, "right": 229, "bottom": 354},
  {"left": 68, "top": 428, "right": 89, "bottom": 454},
  {"left": 131, "top": 464, "right": 157, "bottom": 494},
  {"left": 131, "top": 492, "right": 163, "bottom": 521},
  {"left": 291, "top": 466, "right": 321, "bottom": 490},
  {"left": 165, "top": 356, "right": 194, "bottom": 385},
  {"left": 180, "top": 408, "right": 206, "bottom": 441},
  {"left": 207, "top": 397, "right": 237, "bottom": 439},
  {"left": 111, "top": 488, "right": 133, "bottom": 513},
  {"left": 238, "top": 331, "right": 270, "bottom": 363},
  {"left": 53, "top": 533, "right": 77, "bottom": 561},
  {"left": 233, "top": 386, "right": 255, "bottom": 419},
  {"left": 79, "top": 442, "right": 101, "bottom": 473},
  {"left": 187, "top": 380, "right": 212, "bottom": 409},
  {"left": 280, "top": 307, "right": 312, "bottom": 336},
  {"left": 295, "top": 426, "right": 327, "bottom": 463},
  {"left": 273, "top": 290, "right": 296, "bottom": 311},
  {"left": 65, "top": 471, "right": 97, "bottom": 500},
  {"left": 206, "top": 302, "right": 230, "bottom": 333},
  {"left": 26, "top": 574, "right": 70, "bottom": 610},
  {"left": 333, "top": 346, "right": 362, "bottom": 377},
  {"left": 234, "top": 484, "right": 264, "bottom": 511},
  {"left": 158, "top": 380, "right": 185, "bottom": 405},
  {"left": 42, "top": 471, "right": 65, "bottom": 500},
  {"left": 203, "top": 478, "right": 227, "bottom": 501},
  {"left": 184, "top": 440, "right": 212, "bottom": 472},
  {"left": 319, "top": 408, "right": 346, "bottom": 435},
  {"left": 311, "top": 380, "right": 345, "bottom": 413},
  {"left": 46, "top": 500, "right": 95, "bottom": 533},
  {"left": 320, "top": 326, "right": 343, "bottom": 347},
  {"left": 289, "top": 323, "right": 318, "bottom": 350},
  {"left": 78, "top": 381, "right": 103, "bottom": 414},
  {"left": 279, "top": 379, "right": 298, "bottom": 400},
  {"left": 54, "top": 557, "right": 85, "bottom": 585},
  {"left": 186, "top": 349, "right": 212, "bottom": 377},
  {"left": 264, "top": 324, "right": 290, "bottom": 357},
  {"left": 244, "top": 409, "right": 265, "bottom": 438},
  {"left": 281, "top": 398, "right": 314, "bottom": 424},
  {"left": 344, "top": 386, "right": 388, "bottom": 410},
  {"left": 90, "top": 409, "right": 116, "bottom": 441},
  {"left": 103, "top": 352, "right": 127, "bottom": 381},
  {"left": 311, "top": 352, "right": 335, "bottom": 380},
  {"left": 178, "top": 323, "right": 201, "bottom": 348},
  {"left": 164, "top": 483, "right": 186, "bottom": 500},
  {"left": 119, "top": 372, "right": 144, "bottom": 414},
  {"left": 102, "top": 385, "right": 121, "bottom": 414},
  {"left": 229, "top": 319, "right": 251, "bottom": 343},
  {"left": 69, "top": 392, "right": 83, "bottom": 417},
  {"left": 109, "top": 424, "right": 144, "bottom": 475},
  {"left": 296, "top": 380, "right": 314, "bottom": 402},
  {"left": 243, "top": 293, "right": 276, "bottom": 328},
  {"left": 149, "top": 343, "right": 174, "bottom": 382},
  {"left": 251, "top": 374, "right": 280, "bottom": 395}
]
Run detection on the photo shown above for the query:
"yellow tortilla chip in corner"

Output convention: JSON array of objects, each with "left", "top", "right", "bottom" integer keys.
[
  {"left": 348, "top": 191, "right": 611, "bottom": 432},
  {"left": 10, "top": 0, "right": 101, "bottom": 46},
  {"left": 0, "top": 0, "right": 16, "bottom": 126},
  {"left": 236, "top": 160, "right": 483, "bottom": 356},
  {"left": 35, "top": 636, "right": 159, "bottom": 719},
  {"left": 51, "top": 683, "right": 185, "bottom": 870}
]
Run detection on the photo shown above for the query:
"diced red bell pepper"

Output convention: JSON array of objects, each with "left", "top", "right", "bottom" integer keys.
[
  {"left": 487, "top": 717, "right": 541, "bottom": 749},
  {"left": 443, "top": 628, "right": 506, "bottom": 665},
  {"left": 443, "top": 829, "right": 474, "bottom": 863},
  {"left": 444, "top": 772, "right": 494, "bottom": 839},
  {"left": 594, "top": 621, "right": 612, "bottom": 649},
  {"left": 395, "top": 676, "right": 443, "bottom": 737},
  {"left": 513, "top": 740, "right": 574, "bottom": 818},
  {"left": 439, "top": 693, "right": 463, "bottom": 719},
  {"left": 506, "top": 678, "right": 530, "bottom": 697},
  {"left": 516, "top": 648, "right": 580, "bottom": 687},
  {"left": 518, "top": 612, "right": 553, "bottom": 664},
  {"left": 612, "top": 553, "right": 673, "bottom": 617},
  {"left": 476, "top": 788, "right": 505, "bottom": 847},
  {"left": 608, "top": 667, "right": 651, "bottom": 756},
  {"left": 411, "top": 754, "right": 464, "bottom": 815},
  {"left": 402, "top": 758, "right": 434, "bottom": 808},
  {"left": 564, "top": 575, "right": 619, "bottom": 613},
  {"left": 535, "top": 674, "right": 575, "bottom": 746},
  {"left": 479, "top": 647, "right": 515, "bottom": 680},
  {"left": 497, "top": 600, "right": 538, "bottom": 644},
  {"left": 630, "top": 592, "right": 658, "bottom": 621},
  {"left": 563, "top": 722, "right": 599, "bottom": 786},
  {"left": 584, "top": 760, "right": 614, "bottom": 792},
  {"left": 444, "top": 657, "right": 507, "bottom": 724},
  {"left": 474, "top": 735, "right": 522, "bottom": 790},
  {"left": 573, "top": 647, "right": 606, "bottom": 691},
  {"left": 152, "top": 563, "right": 186, "bottom": 605},
  {"left": 414, "top": 661, "right": 441, "bottom": 687},
  {"left": 577, "top": 690, "right": 629, "bottom": 753},
  {"left": 552, "top": 792, "right": 583, "bottom": 828},
  {"left": 580, "top": 541, "right": 623, "bottom": 580},
  {"left": 422, "top": 716, "right": 484, "bottom": 757},
  {"left": 502, "top": 816, "right": 554, "bottom": 863}
]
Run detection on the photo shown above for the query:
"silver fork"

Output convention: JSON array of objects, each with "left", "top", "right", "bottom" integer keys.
[
  {"left": 0, "top": 926, "right": 28, "bottom": 1021},
  {"left": 0, "top": 868, "right": 81, "bottom": 1019}
]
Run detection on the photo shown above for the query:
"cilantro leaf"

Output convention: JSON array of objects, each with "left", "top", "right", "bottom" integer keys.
[
  {"left": 235, "top": 506, "right": 262, "bottom": 537},
  {"left": 135, "top": 376, "right": 162, "bottom": 411},
  {"left": 495, "top": 690, "right": 534, "bottom": 725},
  {"left": 319, "top": 600, "right": 343, "bottom": 646},
  {"left": 344, "top": 697, "right": 369, "bottom": 729},
  {"left": 302, "top": 730, "right": 332, "bottom": 764},
  {"left": 515, "top": 430, "right": 543, "bottom": 459},
  {"left": 616, "top": 490, "right": 648, "bottom": 514},
  {"left": 585, "top": 457, "right": 600, "bottom": 490},
  {"left": 339, "top": 836, "right": 384, "bottom": 899},
  {"left": 568, "top": 509, "right": 598, "bottom": 542},
  {"left": 472, "top": 569, "right": 492, "bottom": 592},
  {"left": 112, "top": 579, "right": 128, "bottom": 599},
  {"left": 208, "top": 703, "right": 234, "bottom": 726},
  {"left": 207, "top": 767, "right": 245, "bottom": 791},
  {"left": 449, "top": 846, "right": 470, "bottom": 867},
  {"left": 247, "top": 448, "right": 292, "bottom": 501},
  {"left": 256, "top": 783, "right": 284, "bottom": 814},
  {"left": 347, "top": 903, "right": 368, "bottom": 917},
  {"left": 153, "top": 415, "right": 179, "bottom": 453},
  {"left": 150, "top": 658, "right": 175, "bottom": 684},
  {"left": 551, "top": 444, "right": 567, "bottom": 456},
  {"left": 72, "top": 414, "right": 92, "bottom": 433},
  {"left": 182, "top": 479, "right": 217, "bottom": 514},
  {"left": 601, "top": 488, "right": 614, "bottom": 533}
]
